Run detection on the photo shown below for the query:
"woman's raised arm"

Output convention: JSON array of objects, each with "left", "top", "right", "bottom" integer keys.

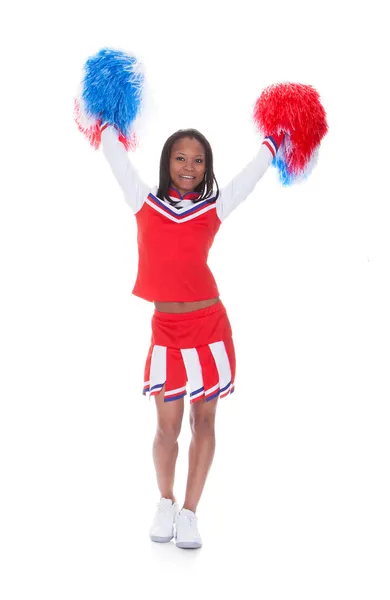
[
  {"left": 101, "top": 125, "right": 151, "bottom": 215},
  {"left": 216, "top": 134, "right": 284, "bottom": 222}
]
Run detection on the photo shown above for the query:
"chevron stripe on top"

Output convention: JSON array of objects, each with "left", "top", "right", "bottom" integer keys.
[{"left": 146, "top": 192, "right": 217, "bottom": 221}]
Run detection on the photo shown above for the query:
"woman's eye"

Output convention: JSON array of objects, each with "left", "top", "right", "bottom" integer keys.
[{"left": 175, "top": 156, "right": 203, "bottom": 163}]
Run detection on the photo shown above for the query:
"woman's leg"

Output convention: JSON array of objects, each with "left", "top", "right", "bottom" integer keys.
[
  {"left": 152, "top": 384, "right": 185, "bottom": 503},
  {"left": 183, "top": 397, "right": 218, "bottom": 513}
]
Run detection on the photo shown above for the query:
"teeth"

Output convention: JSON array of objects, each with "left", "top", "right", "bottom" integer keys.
[{"left": 181, "top": 176, "right": 194, "bottom": 179}]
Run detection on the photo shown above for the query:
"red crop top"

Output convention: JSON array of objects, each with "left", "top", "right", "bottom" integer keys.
[{"left": 101, "top": 127, "right": 282, "bottom": 302}]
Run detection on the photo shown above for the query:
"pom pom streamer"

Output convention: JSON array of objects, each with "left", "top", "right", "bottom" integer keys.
[
  {"left": 253, "top": 83, "right": 328, "bottom": 185},
  {"left": 74, "top": 48, "right": 145, "bottom": 150}
]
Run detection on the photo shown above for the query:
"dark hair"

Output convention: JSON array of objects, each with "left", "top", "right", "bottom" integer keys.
[{"left": 157, "top": 129, "right": 219, "bottom": 204}]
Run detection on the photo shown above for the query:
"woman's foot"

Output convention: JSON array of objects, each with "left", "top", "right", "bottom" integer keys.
[
  {"left": 149, "top": 498, "right": 179, "bottom": 543},
  {"left": 175, "top": 508, "right": 202, "bottom": 549}
]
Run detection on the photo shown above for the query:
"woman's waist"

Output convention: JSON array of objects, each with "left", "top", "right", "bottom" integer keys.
[{"left": 153, "top": 296, "right": 220, "bottom": 314}]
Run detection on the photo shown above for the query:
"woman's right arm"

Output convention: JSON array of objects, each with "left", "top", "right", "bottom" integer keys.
[{"left": 101, "top": 125, "right": 151, "bottom": 214}]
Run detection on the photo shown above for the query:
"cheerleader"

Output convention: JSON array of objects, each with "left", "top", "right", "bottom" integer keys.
[
  {"left": 100, "top": 123, "right": 284, "bottom": 549},
  {"left": 75, "top": 48, "right": 327, "bottom": 549}
]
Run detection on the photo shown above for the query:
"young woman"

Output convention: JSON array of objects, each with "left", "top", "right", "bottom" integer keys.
[{"left": 101, "top": 123, "right": 284, "bottom": 549}]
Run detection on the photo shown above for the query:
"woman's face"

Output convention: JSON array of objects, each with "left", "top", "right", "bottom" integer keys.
[{"left": 169, "top": 137, "right": 206, "bottom": 196}]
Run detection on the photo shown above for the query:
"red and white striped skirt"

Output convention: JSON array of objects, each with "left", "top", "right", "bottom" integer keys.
[{"left": 143, "top": 300, "right": 236, "bottom": 403}]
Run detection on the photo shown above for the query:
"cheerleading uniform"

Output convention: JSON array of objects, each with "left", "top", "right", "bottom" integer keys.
[{"left": 101, "top": 126, "right": 283, "bottom": 402}]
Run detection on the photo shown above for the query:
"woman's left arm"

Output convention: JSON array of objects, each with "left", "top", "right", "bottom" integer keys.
[{"left": 216, "top": 133, "right": 284, "bottom": 222}]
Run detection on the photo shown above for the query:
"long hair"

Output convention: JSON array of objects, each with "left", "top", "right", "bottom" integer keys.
[{"left": 157, "top": 129, "right": 219, "bottom": 204}]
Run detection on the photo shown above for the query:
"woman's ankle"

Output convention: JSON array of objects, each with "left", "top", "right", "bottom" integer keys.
[{"left": 161, "top": 494, "right": 176, "bottom": 504}]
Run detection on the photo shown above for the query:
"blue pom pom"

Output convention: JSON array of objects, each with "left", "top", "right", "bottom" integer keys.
[
  {"left": 81, "top": 48, "right": 144, "bottom": 138},
  {"left": 272, "top": 143, "right": 319, "bottom": 187},
  {"left": 272, "top": 155, "right": 293, "bottom": 186}
]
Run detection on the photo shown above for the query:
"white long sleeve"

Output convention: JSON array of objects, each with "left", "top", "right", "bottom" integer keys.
[
  {"left": 216, "top": 142, "right": 274, "bottom": 222},
  {"left": 101, "top": 126, "right": 151, "bottom": 214}
]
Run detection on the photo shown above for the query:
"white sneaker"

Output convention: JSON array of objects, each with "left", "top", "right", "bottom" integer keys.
[
  {"left": 149, "top": 498, "right": 179, "bottom": 543},
  {"left": 174, "top": 508, "right": 202, "bottom": 549}
]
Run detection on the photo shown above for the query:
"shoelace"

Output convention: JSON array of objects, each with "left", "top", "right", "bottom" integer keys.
[{"left": 176, "top": 513, "right": 196, "bottom": 528}]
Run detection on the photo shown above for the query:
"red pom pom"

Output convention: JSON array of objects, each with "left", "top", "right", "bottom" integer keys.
[{"left": 253, "top": 83, "right": 328, "bottom": 176}]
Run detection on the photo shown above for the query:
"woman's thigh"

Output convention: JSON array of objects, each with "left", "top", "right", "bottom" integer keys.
[{"left": 154, "top": 383, "right": 185, "bottom": 436}]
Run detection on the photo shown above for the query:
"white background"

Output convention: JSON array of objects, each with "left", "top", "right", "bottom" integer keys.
[{"left": 1, "top": 0, "right": 389, "bottom": 598}]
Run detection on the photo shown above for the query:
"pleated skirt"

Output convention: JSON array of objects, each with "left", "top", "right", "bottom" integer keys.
[{"left": 143, "top": 300, "right": 236, "bottom": 403}]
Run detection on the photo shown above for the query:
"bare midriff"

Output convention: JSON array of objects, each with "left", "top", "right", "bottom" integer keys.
[{"left": 154, "top": 297, "right": 220, "bottom": 314}]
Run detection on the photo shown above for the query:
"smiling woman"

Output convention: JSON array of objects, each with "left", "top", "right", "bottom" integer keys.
[
  {"left": 100, "top": 120, "right": 283, "bottom": 547},
  {"left": 157, "top": 128, "right": 218, "bottom": 208},
  {"left": 169, "top": 137, "right": 206, "bottom": 197},
  {"left": 76, "top": 47, "right": 321, "bottom": 550}
]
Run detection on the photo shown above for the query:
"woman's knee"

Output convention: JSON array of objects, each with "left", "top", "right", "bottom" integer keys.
[
  {"left": 155, "top": 422, "right": 181, "bottom": 444},
  {"left": 189, "top": 400, "right": 217, "bottom": 435}
]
